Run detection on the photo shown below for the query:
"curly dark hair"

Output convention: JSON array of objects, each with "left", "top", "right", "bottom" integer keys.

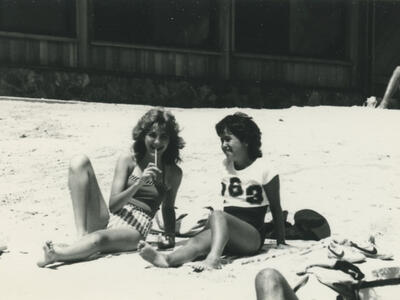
[
  {"left": 215, "top": 112, "right": 262, "bottom": 160},
  {"left": 132, "top": 108, "right": 185, "bottom": 164}
]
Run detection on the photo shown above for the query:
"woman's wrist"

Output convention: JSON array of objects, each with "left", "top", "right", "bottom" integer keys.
[
  {"left": 157, "top": 232, "right": 175, "bottom": 250},
  {"left": 164, "top": 232, "right": 175, "bottom": 241},
  {"left": 277, "top": 239, "right": 286, "bottom": 245}
]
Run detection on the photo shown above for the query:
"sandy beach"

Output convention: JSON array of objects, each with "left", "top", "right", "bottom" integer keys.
[{"left": 0, "top": 98, "right": 399, "bottom": 300}]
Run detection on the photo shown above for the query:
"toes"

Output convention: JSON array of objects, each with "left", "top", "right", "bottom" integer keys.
[
  {"left": 45, "top": 240, "right": 54, "bottom": 251},
  {"left": 37, "top": 261, "right": 46, "bottom": 268},
  {"left": 192, "top": 266, "right": 204, "bottom": 273},
  {"left": 138, "top": 241, "right": 147, "bottom": 250}
]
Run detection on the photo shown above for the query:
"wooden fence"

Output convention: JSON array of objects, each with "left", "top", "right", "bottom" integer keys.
[{"left": 0, "top": 0, "right": 385, "bottom": 93}]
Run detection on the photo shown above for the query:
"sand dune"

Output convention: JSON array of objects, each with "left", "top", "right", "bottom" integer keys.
[{"left": 0, "top": 98, "right": 399, "bottom": 300}]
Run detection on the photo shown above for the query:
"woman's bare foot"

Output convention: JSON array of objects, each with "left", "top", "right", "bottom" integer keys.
[
  {"left": 191, "top": 254, "right": 222, "bottom": 272},
  {"left": 138, "top": 241, "right": 169, "bottom": 268},
  {"left": 37, "top": 241, "right": 58, "bottom": 268}
]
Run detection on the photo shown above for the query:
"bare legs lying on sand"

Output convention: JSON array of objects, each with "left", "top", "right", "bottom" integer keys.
[
  {"left": 139, "top": 210, "right": 261, "bottom": 271},
  {"left": 37, "top": 155, "right": 142, "bottom": 267},
  {"left": 255, "top": 268, "right": 299, "bottom": 300}
]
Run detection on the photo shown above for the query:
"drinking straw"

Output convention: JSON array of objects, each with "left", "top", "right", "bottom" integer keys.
[{"left": 154, "top": 148, "right": 157, "bottom": 167}]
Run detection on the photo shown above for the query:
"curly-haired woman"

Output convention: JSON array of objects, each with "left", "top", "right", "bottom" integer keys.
[{"left": 37, "top": 108, "right": 184, "bottom": 267}]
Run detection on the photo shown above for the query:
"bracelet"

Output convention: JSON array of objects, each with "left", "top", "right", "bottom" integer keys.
[{"left": 164, "top": 233, "right": 175, "bottom": 240}]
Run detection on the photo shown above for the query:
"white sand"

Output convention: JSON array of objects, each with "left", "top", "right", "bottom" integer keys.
[{"left": 0, "top": 98, "right": 399, "bottom": 300}]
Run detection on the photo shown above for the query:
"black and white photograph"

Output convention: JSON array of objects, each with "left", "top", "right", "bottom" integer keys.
[{"left": 0, "top": 1, "right": 399, "bottom": 299}]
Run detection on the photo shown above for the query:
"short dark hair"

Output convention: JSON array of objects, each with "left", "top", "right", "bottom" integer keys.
[
  {"left": 215, "top": 112, "right": 262, "bottom": 160},
  {"left": 132, "top": 108, "right": 185, "bottom": 164}
]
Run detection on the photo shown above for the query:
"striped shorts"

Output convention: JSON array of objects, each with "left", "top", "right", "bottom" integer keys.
[{"left": 107, "top": 203, "right": 153, "bottom": 238}]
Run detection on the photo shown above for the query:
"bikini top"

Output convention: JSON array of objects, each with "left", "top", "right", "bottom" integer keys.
[{"left": 127, "top": 165, "right": 168, "bottom": 217}]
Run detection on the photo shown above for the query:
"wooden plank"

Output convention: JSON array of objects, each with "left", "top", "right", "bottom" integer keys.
[
  {"left": 285, "top": 61, "right": 295, "bottom": 85},
  {"left": 305, "top": 63, "right": 315, "bottom": 87},
  {"left": 159, "top": 51, "right": 168, "bottom": 76},
  {"left": 135, "top": 49, "right": 142, "bottom": 74},
  {"left": 105, "top": 47, "right": 113, "bottom": 70},
  {"left": 137, "top": 50, "right": 144, "bottom": 74},
  {"left": 48, "top": 42, "right": 60, "bottom": 65},
  {"left": 322, "top": 65, "right": 331, "bottom": 87},
  {"left": 188, "top": 54, "right": 196, "bottom": 78},
  {"left": 275, "top": 60, "right": 285, "bottom": 83},
  {"left": 253, "top": 59, "right": 261, "bottom": 82},
  {"left": 129, "top": 49, "right": 137, "bottom": 73},
  {"left": 112, "top": 48, "right": 120, "bottom": 71},
  {"left": 0, "top": 38, "right": 8, "bottom": 62},
  {"left": 39, "top": 40, "right": 49, "bottom": 65},
  {"left": 334, "top": 65, "right": 342, "bottom": 88},
  {"left": 25, "top": 40, "right": 36, "bottom": 65},
  {"left": 146, "top": 51, "right": 155, "bottom": 75},
  {"left": 208, "top": 56, "right": 219, "bottom": 78},
  {"left": 292, "top": 62, "right": 304, "bottom": 86},
  {"left": 67, "top": 43, "right": 77, "bottom": 68},
  {"left": 261, "top": 60, "right": 271, "bottom": 83},
  {"left": 234, "top": 52, "right": 351, "bottom": 66},
  {"left": 167, "top": 52, "right": 175, "bottom": 76},
  {"left": 119, "top": 49, "right": 129, "bottom": 72},
  {"left": 91, "top": 41, "right": 220, "bottom": 56},
  {"left": 91, "top": 46, "right": 105, "bottom": 69},
  {"left": 9, "top": 39, "right": 23, "bottom": 64},
  {"left": 175, "top": 53, "right": 184, "bottom": 77},
  {"left": 154, "top": 52, "right": 163, "bottom": 75},
  {"left": 0, "top": 31, "right": 76, "bottom": 43},
  {"left": 141, "top": 50, "right": 148, "bottom": 74}
]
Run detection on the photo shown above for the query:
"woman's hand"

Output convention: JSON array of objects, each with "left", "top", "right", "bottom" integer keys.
[{"left": 140, "top": 163, "right": 162, "bottom": 184}]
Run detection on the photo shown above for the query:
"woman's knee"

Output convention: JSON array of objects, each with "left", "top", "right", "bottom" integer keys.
[
  {"left": 69, "top": 154, "right": 92, "bottom": 174},
  {"left": 255, "top": 268, "right": 285, "bottom": 291},
  {"left": 179, "top": 233, "right": 211, "bottom": 259},
  {"left": 90, "top": 231, "right": 111, "bottom": 251},
  {"left": 209, "top": 210, "right": 227, "bottom": 224}
]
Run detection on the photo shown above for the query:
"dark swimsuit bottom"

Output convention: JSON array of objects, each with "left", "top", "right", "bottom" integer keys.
[{"left": 223, "top": 205, "right": 268, "bottom": 252}]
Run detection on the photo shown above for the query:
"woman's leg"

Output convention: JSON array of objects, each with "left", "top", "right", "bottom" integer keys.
[
  {"left": 139, "top": 229, "right": 212, "bottom": 268},
  {"left": 37, "top": 228, "right": 142, "bottom": 267},
  {"left": 192, "top": 210, "right": 261, "bottom": 271},
  {"left": 255, "top": 268, "right": 299, "bottom": 300},
  {"left": 139, "top": 210, "right": 261, "bottom": 270},
  {"left": 68, "top": 154, "right": 109, "bottom": 237}
]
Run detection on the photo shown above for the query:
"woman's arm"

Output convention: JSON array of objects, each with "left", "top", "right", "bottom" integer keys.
[
  {"left": 108, "top": 154, "right": 143, "bottom": 213},
  {"left": 159, "top": 165, "right": 182, "bottom": 247},
  {"left": 264, "top": 175, "right": 286, "bottom": 245},
  {"left": 108, "top": 153, "right": 161, "bottom": 213},
  {"left": 379, "top": 66, "right": 400, "bottom": 108}
]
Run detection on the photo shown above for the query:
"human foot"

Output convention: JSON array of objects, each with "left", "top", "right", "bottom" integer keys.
[
  {"left": 138, "top": 241, "right": 169, "bottom": 268},
  {"left": 191, "top": 254, "right": 222, "bottom": 272},
  {"left": 37, "top": 241, "right": 58, "bottom": 268}
]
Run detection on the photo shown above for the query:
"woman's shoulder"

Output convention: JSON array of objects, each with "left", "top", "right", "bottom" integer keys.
[
  {"left": 254, "top": 156, "right": 279, "bottom": 183},
  {"left": 117, "top": 150, "right": 136, "bottom": 168},
  {"left": 165, "top": 164, "right": 183, "bottom": 178},
  {"left": 164, "top": 164, "right": 183, "bottom": 189},
  {"left": 255, "top": 156, "right": 276, "bottom": 169}
]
